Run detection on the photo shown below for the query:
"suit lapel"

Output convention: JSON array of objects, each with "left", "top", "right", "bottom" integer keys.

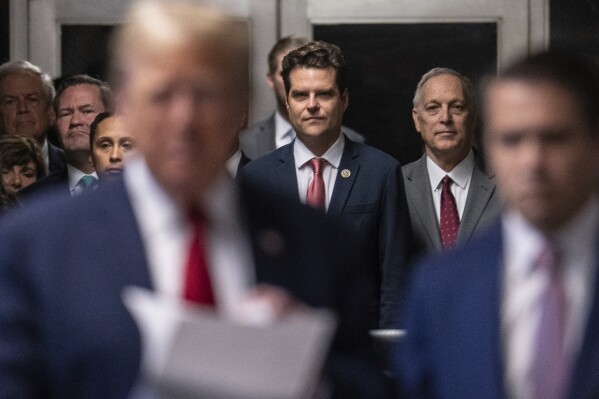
[
  {"left": 567, "top": 235, "right": 599, "bottom": 398},
  {"left": 328, "top": 139, "right": 360, "bottom": 218},
  {"left": 407, "top": 155, "right": 443, "bottom": 250},
  {"left": 276, "top": 142, "right": 301, "bottom": 201},
  {"left": 457, "top": 156, "right": 496, "bottom": 243}
]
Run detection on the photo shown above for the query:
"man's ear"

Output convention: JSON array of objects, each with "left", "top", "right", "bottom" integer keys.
[
  {"left": 412, "top": 108, "right": 421, "bottom": 133},
  {"left": 89, "top": 155, "right": 94, "bottom": 167},
  {"left": 266, "top": 72, "right": 275, "bottom": 90}
]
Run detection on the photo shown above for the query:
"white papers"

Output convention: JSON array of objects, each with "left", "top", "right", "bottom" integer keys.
[{"left": 123, "top": 287, "right": 337, "bottom": 399}]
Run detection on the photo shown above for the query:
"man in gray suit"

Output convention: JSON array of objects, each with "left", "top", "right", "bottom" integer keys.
[
  {"left": 402, "top": 67, "right": 500, "bottom": 254},
  {"left": 239, "top": 35, "right": 363, "bottom": 160}
]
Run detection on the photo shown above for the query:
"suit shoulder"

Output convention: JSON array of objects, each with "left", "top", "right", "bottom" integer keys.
[
  {"left": 351, "top": 142, "right": 399, "bottom": 168},
  {"left": 240, "top": 116, "right": 273, "bottom": 137}
]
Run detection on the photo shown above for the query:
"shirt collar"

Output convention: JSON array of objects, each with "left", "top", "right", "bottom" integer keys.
[
  {"left": 67, "top": 164, "right": 97, "bottom": 192},
  {"left": 124, "top": 155, "right": 240, "bottom": 236},
  {"left": 427, "top": 149, "right": 475, "bottom": 191},
  {"left": 42, "top": 139, "right": 50, "bottom": 170},
  {"left": 503, "top": 194, "right": 599, "bottom": 277},
  {"left": 226, "top": 150, "right": 242, "bottom": 178},
  {"left": 293, "top": 133, "right": 345, "bottom": 169},
  {"left": 274, "top": 111, "right": 294, "bottom": 142}
]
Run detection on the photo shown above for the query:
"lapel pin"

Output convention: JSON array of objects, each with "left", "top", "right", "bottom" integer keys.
[
  {"left": 258, "top": 228, "right": 286, "bottom": 257},
  {"left": 341, "top": 169, "right": 351, "bottom": 178}
]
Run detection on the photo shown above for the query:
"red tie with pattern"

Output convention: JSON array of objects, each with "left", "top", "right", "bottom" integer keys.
[
  {"left": 440, "top": 175, "right": 460, "bottom": 249},
  {"left": 183, "top": 212, "right": 215, "bottom": 305},
  {"left": 532, "top": 240, "right": 569, "bottom": 399},
  {"left": 306, "top": 157, "right": 326, "bottom": 209}
]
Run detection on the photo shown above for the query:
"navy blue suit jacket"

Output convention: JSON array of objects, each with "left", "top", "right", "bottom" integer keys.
[
  {"left": 240, "top": 137, "right": 413, "bottom": 328},
  {"left": 0, "top": 178, "right": 390, "bottom": 399},
  {"left": 394, "top": 221, "right": 599, "bottom": 398}
]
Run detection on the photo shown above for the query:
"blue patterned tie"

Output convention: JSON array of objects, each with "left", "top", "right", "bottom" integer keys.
[{"left": 74, "top": 175, "right": 97, "bottom": 195}]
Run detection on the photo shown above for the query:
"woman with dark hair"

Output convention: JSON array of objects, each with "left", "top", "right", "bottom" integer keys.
[{"left": 0, "top": 135, "right": 46, "bottom": 210}]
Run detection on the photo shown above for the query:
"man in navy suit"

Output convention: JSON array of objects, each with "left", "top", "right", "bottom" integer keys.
[
  {"left": 239, "top": 35, "right": 364, "bottom": 160},
  {"left": 240, "top": 41, "right": 412, "bottom": 329},
  {"left": 395, "top": 51, "right": 599, "bottom": 398},
  {"left": 0, "top": 2, "right": 389, "bottom": 398},
  {"left": 0, "top": 60, "right": 65, "bottom": 174},
  {"left": 18, "top": 74, "right": 114, "bottom": 200},
  {"left": 402, "top": 68, "right": 500, "bottom": 254}
]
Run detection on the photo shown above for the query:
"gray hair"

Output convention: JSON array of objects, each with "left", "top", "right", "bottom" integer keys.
[
  {"left": 0, "top": 60, "right": 55, "bottom": 107},
  {"left": 413, "top": 67, "right": 475, "bottom": 108}
]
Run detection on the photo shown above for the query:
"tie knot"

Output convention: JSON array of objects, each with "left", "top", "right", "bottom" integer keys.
[
  {"left": 74, "top": 175, "right": 97, "bottom": 195},
  {"left": 536, "top": 239, "right": 561, "bottom": 274},
  {"left": 308, "top": 157, "right": 325, "bottom": 174},
  {"left": 441, "top": 175, "right": 453, "bottom": 188}
]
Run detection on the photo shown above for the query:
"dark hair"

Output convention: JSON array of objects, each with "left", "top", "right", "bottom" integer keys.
[
  {"left": 54, "top": 74, "right": 115, "bottom": 115},
  {"left": 281, "top": 41, "right": 347, "bottom": 96},
  {"left": 0, "top": 135, "right": 46, "bottom": 179},
  {"left": 89, "top": 112, "right": 114, "bottom": 149},
  {"left": 267, "top": 35, "right": 309, "bottom": 75},
  {"left": 483, "top": 50, "right": 599, "bottom": 134}
]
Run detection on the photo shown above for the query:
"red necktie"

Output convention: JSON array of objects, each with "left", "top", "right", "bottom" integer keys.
[
  {"left": 183, "top": 212, "right": 215, "bottom": 306},
  {"left": 440, "top": 175, "right": 460, "bottom": 249},
  {"left": 306, "top": 157, "right": 326, "bottom": 209},
  {"left": 532, "top": 241, "right": 569, "bottom": 399}
]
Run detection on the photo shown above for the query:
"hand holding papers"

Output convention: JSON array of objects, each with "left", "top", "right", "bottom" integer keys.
[{"left": 123, "top": 286, "right": 337, "bottom": 399}]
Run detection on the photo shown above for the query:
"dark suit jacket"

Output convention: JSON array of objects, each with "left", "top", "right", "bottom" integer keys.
[
  {"left": 394, "top": 221, "right": 599, "bottom": 398},
  {"left": 402, "top": 152, "right": 501, "bottom": 254},
  {"left": 17, "top": 165, "right": 70, "bottom": 203},
  {"left": 239, "top": 137, "right": 412, "bottom": 328},
  {"left": 239, "top": 113, "right": 366, "bottom": 159},
  {"left": 0, "top": 177, "right": 390, "bottom": 399},
  {"left": 47, "top": 142, "right": 66, "bottom": 174}
]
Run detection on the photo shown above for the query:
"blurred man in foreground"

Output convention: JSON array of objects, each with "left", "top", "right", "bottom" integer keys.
[
  {"left": 395, "top": 50, "right": 599, "bottom": 398},
  {"left": 0, "top": 1, "right": 388, "bottom": 398}
]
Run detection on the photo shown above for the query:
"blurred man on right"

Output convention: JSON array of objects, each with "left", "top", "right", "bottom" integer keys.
[{"left": 396, "top": 50, "right": 599, "bottom": 399}]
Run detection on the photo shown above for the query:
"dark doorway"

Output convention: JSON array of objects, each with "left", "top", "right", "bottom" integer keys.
[{"left": 314, "top": 23, "right": 497, "bottom": 166}]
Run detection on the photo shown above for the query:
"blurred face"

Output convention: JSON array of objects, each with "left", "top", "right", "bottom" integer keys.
[
  {"left": 484, "top": 80, "right": 599, "bottom": 231},
  {"left": 1, "top": 161, "right": 37, "bottom": 197},
  {"left": 90, "top": 117, "right": 135, "bottom": 181},
  {"left": 286, "top": 67, "right": 348, "bottom": 154},
  {"left": 267, "top": 51, "right": 288, "bottom": 115},
  {"left": 56, "top": 84, "right": 105, "bottom": 155},
  {"left": 412, "top": 74, "right": 473, "bottom": 169},
  {"left": 0, "top": 71, "right": 54, "bottom": 144},
  {"left": 119, "top": 43, "right": 246, "bottom": 206}
]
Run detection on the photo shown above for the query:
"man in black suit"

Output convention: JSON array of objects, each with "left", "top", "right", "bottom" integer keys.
[
  {"left": 18, "top": 74, "right": 114, "bottom": 200},
  {"left": 240, "top": 41, "right": 412, "bottom": 329},
  {"left": 0, "top": 2, "right": 389, "bottom": 398},
  {"left": 402, "top": 67, "right": 500, "bottom": 254},
  {"left": 0, "top": 60, "right": 65, "bottom": 174},
  {"left": 239, "top": 35, "right": 364, "bottom": 160}
]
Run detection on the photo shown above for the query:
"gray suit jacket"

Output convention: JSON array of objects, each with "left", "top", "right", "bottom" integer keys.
[
  {"left": 239, "top": 113, "right": 365, "bottom": 160},
  {"left": 402, "top": 152, "right": 501, "bottom": 254}
]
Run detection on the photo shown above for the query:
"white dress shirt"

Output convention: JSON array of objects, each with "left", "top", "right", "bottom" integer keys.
[
  {"left": 226, "top": 149, "right": 242, "bottom": 178},
  {"left": 501, "top": 197, "right": 599, "bottom": 399},
  {"left": 274, "top": 111, "right": 295, "bottom": 149},
  {"left": 294, "top": 134, "right": 344, "bottom": 212},
  {"left": 427, "top": 149, "right": 474, "bottom": 222},
  {"left": 67, "top": 164, "right": 98, "bottom": 196},
  {"left": 41, "top": 139, "right": 50, "bottom": 172},
  {"left": 124, "top": 156, "right": 255, "bottom": 317}
]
